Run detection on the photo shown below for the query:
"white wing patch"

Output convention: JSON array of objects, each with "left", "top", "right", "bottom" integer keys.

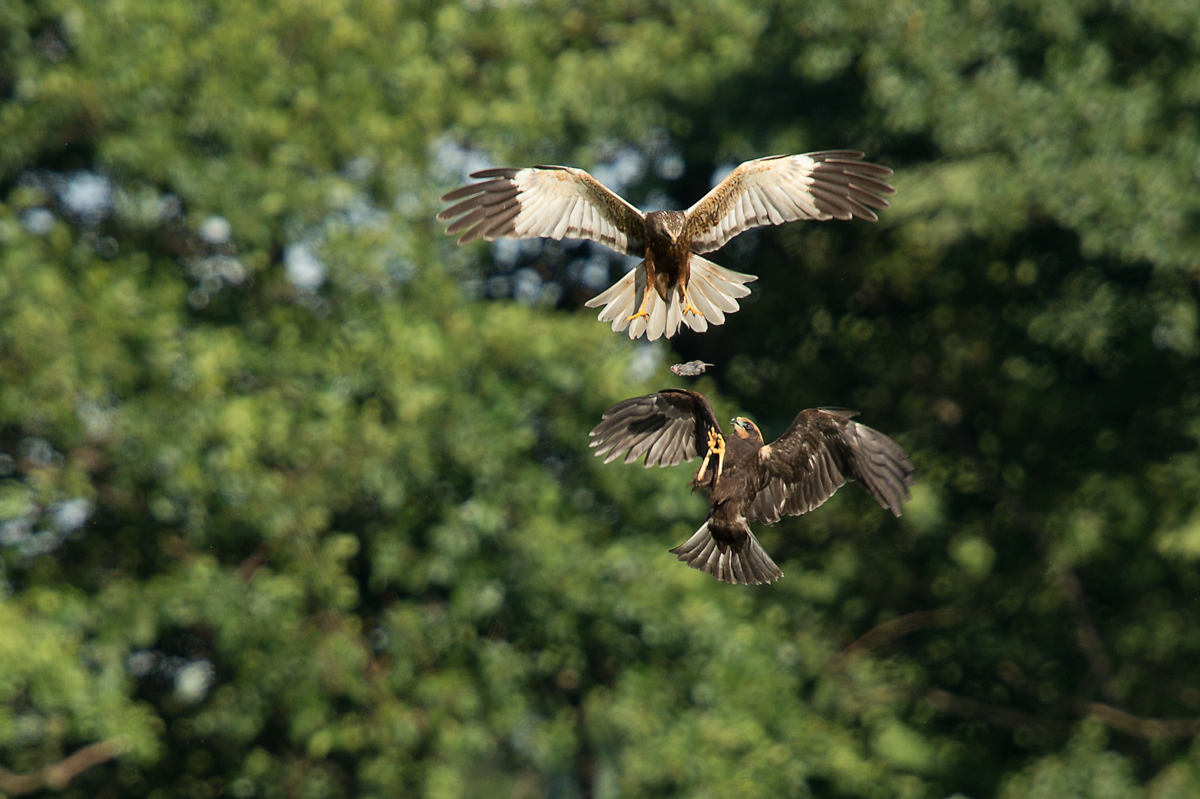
[
  {"left": 439, "top": 166, "right": 646, "bottom": 256},
  {"left": 685, "top": 152, "right": 895, "bottom": 254}
]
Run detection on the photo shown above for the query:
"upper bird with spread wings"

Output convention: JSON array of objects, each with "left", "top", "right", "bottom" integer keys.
[
  {"left": 589, "top": 390, "right": 914, "bottom": 585},
  {"left": 438, "top": 151, "right": 895, "bottom": 341}
]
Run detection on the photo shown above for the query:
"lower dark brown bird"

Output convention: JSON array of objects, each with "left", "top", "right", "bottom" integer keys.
[{"left": 589, "top": 390, "right": 914, "bottom": 585}]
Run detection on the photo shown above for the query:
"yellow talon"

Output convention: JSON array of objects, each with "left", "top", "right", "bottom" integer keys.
[
  {"left": 627, "top": 287, "right": 652, "bottom": 322},
  {"left": 680, "top": 285, "right": 704, "bottom": 317},
  {"left": 697, "top": 429, "right": 726, "bottom": 483}
]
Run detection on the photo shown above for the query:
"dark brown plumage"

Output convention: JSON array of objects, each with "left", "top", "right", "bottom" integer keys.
[
  {"left": 438, "top": 152, "right": 895, "bottom": 341},
  {"left": 589, "top": 390, "right": 914, "bottom": 585}
]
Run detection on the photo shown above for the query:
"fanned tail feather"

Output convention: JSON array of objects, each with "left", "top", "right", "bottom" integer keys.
[
  {"left": 669, "top": 521, "right": 783, "bottom": 586},
  {"left": 682, "top": 256, "right": 756, "bottom": 334},
  {"left": 584, "top": 258, "right": 757, "bottom": 341},
  {"left": 586, "top": 262, "right": 642, "bottom": 329}
]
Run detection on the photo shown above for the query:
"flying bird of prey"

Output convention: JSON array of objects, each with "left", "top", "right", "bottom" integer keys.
[
  {"left": 439, "top": 151, "right": 895, "bottom": 341},
  {"left": 589, "top": 390, "right": 914, "bottom": 585}
]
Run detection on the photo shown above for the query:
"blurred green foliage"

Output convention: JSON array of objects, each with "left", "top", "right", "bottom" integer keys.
[{"left": 2, "top": 0, "right": 1200, "bottom": 797}]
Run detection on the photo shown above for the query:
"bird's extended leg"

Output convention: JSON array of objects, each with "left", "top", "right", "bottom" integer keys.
[
  {"left": 626, "top": 285, "right": 652, "bottom": 322},
  {"left": 695, "top": 429, "right": 727, "bottom": 483},
  {"left": 628, "top": 260, "right": 655, "bottom": 321},
  {"left": 712, "top": 430, "right": 726, "bottom": 480},
  {"left": 679, "top": 282, "right": 703, "bottom": 317}
]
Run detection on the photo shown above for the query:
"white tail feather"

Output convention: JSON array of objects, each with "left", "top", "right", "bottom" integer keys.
[
  {"left": 665, "top": 289, "right": 682, "bottom": 339},
  {"left": 583, "top": 257, "right": 757, "bottom": 340},
  {"left": 688, "top": 274, "right": 725, "bottom": 325}
]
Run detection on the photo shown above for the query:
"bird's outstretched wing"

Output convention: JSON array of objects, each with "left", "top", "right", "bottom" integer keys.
[
  {"left": 682, "top": 151, "right": 895, "bottom": 254},
  {"left": 747, "top": 408, "right": 913, "bottom": 523},
  {"left": 438, "top": 166, "right": 646, "bottom": 255},
  {"left": 589, "top": 390, "right": 721, "bottom": 468}
]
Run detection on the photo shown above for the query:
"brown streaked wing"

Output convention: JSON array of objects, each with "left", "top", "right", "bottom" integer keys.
[
  {"left": 682, "top": 151, "right": 896, "bottom": 254},
  {"left": 748, "top": 408, "right": 914, "bottom": 523},
  {"left": 437, "top": 166, "right": 646, "bottom": 255},
  {"left": 589, "top": 390, "right": 722, "bottom": 468},
  {"left": 840, "top": 420, "right": 915, "bottom": 516}
]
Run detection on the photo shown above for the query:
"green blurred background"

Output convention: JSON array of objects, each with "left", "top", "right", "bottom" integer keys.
[{"left": 2, "top": 0, "right": 1200, "bottom": 797}]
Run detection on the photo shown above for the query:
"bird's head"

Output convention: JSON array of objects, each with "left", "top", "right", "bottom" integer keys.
[
  {"left": 646, "top": 210, "right": 686, "bottom": 245},
  {"left": 731, "top": 417, "right": 763, "bottom": 442}
]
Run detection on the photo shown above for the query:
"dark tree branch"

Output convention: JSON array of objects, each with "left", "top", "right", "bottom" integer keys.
[
  {"left": 819, "top": 484, "right": 1196, "bottom": 741},
  {"left": 0, "top": 740, "right": 125, "bottom": 795},
  {"left": 924, "top": 689, "right": 1067, "bottom": 734},
  {"left": 846, "top": 638, "right": 1200, "bottom": 740},
  {"left": 1077, "top": 702, "right": 1200, "bottom": 739},
  {"left": 926, "top": 679, "right": 1200, "bottom": 740},
  {"left": 834, "top": 608, "right": 965, "bottom": 668},
  {"left": 1164, "top": 677, "right": 1200, "bottom": 709},
  {"left": 1057, "top": 567, "right": 1123, "bottom": 705}
]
